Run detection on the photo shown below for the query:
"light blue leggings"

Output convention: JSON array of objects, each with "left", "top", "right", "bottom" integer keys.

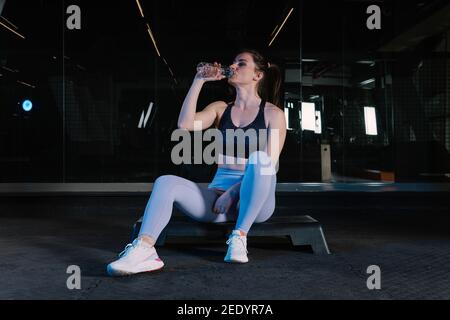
[{"left": 138, "top": 151, "right": 277, "bottom": 239}]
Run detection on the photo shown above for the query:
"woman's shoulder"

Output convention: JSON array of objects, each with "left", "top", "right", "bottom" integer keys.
[
  {"left": 210, "top": 101, "right": 230, "bottom": 128},
  {"left": 264, "top": 103, "right": 285, "bottom": 127},
  {"left": 264, "top": 102, "right": 283, "bottom": 115},
  {"left": 205, "top": 100, "right": 228, "bottom": 109},
  {"left": 204, "top": 100, "right": 228, "bottom": 117}
]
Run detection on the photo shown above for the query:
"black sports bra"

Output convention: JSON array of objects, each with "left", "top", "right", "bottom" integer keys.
[{"left": 216, "top": 100, "right": 268, "bottom": 159}]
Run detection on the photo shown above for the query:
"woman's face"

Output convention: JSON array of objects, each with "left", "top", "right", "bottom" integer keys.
[{"left": 228, "top": 52, "right": 262, "bottom": 87}]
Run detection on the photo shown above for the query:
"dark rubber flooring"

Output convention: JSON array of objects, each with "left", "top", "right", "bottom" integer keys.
[{"left": 1, "top": 193, "right": 449, "bottom": 300}]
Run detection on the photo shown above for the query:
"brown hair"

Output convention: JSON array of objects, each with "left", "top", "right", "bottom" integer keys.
[{"left": 237, "top": 49, "right": 283, "bottom": 108}]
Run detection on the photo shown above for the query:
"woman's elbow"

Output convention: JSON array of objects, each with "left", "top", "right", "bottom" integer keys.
[{"left": 177, "top": 121, "right": 190, "bottom": 130}]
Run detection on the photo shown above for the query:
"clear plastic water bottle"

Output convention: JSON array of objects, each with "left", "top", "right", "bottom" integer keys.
[{"left": 196, "top": 62, "right": 234, "bottom": 78}]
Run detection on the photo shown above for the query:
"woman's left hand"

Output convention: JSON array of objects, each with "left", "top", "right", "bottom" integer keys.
[{"left": 213, "top": 191, "right": 237, "bottom": 215}]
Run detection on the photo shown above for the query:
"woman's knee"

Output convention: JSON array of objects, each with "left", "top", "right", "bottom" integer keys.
[
  {"left": 154, "top": 174, "right": 183, "bottom": 188},
  {"left": 254, "top": 207, "right": 275, "bottom": 223},
  {"left": 246, "top": 151, "right": 275, "bottom": 175},
  {"left": 248, "top": 151, "right": 270, "bottom": 164},
  {"left": 155, "top": 174, "right": 177, "bottom": 183}
]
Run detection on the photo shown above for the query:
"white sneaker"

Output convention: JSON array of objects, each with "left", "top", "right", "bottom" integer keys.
[
  {"left": 224, "top": 230, "right": 249, "bottom": 263},
  {"left": 107, "top": 238, "right": 164, "bottom": 276}
]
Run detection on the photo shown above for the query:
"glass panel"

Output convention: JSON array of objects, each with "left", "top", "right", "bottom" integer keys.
[
  {"left": 1, "top": 0, "right": 449, "bottom": 184},
  {"left": 340, "top": 0, "right": 450, "bottom": 183},
  {"left": 60, "top": 0, "right": 302, "bottom": 183},
  {"left": 0, "top": 0, "right": 64, "bottom": 182}
]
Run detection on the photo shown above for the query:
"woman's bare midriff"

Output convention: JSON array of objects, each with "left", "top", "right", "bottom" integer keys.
[{"left": 217, "top": 153, "right": 247, "bottom": 170}]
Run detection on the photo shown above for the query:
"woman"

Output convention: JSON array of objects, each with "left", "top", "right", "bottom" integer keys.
[{"left": 107, "top": 49, "right": 287, "bottom": 276}]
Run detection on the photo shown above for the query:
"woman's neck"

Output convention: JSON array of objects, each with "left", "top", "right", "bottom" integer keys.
[{"left": 234, "top": 85, "right": 261, "bottom": 110}]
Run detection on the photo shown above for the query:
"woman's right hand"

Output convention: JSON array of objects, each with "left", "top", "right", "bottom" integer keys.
[
  {"left": 213, "top": 191, "right": 236, "bottom": 215},
  {"left": 194, "top": 62, "right": 226, "bottom": 82}
]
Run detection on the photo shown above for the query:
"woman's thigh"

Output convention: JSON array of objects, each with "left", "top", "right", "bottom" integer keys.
[{"left": 161, "top": 175, "right": 237, "bottom": 223}]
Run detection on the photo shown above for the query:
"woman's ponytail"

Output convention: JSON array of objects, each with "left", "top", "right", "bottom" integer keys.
[{"left": 259, "top": 62, "right": 282, "bottom": 108}]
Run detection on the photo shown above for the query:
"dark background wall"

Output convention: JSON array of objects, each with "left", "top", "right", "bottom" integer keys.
[{"left": 0, "top": 0, "right": 449, "bottom": 183}]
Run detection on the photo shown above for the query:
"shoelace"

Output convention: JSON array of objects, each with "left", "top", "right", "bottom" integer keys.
[
  {"left": 226, "top": 235, "right": 248, "bottom": 254},
  {"left": 118, "top": 243, "right": 134, "bottom": 258},
  {"left": 119, "top": 243, "right": 133, "bottom": 258}
]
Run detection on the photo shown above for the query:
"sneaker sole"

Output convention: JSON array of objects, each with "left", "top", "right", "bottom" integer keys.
[
  {"left": 224, "top": 257, "right": 249, "bottom": 264},
  {"left": 107, "top": 261, "right": 164, "bottom": 277}
]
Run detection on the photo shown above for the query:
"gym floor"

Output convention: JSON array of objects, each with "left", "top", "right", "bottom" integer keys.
[{"left": 1, "top": 190, "right": 449, "bottom": 300}]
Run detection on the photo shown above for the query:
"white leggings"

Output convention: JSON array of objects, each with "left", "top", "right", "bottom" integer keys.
[{"left": 138, "top": 151, "right": 277, "bottom": 239}]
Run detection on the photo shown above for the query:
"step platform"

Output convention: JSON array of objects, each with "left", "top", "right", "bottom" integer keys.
[{"left": 131, "top": 214, "right": 330, "bottom": 255}]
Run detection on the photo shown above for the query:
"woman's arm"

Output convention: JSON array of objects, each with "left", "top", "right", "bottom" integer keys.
[
  {"left": 226, "top": 182, "right": 241, "bottom": 200},
  {"left": 264, "top": 106, "right": 287, "bottom": 172},
  {"left": 177, "top": 65, "right": 225, "bottom": 131},
  {"left": 177, "top": 78, "right": 205, "bottom": 130}
]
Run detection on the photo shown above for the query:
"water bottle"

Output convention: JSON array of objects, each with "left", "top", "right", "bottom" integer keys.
[{"left": 196, "top": 62, "right": 234, "bottom": 78}]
